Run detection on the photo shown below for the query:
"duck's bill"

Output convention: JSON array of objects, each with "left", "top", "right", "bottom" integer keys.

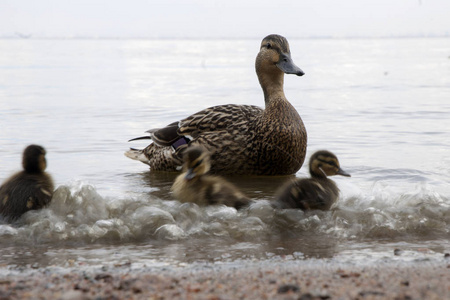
[
  {"left": 337, "top": 168, "right": 351, "bottom": 177},
  {"left": 184, "top": 168, "right": 196, "bottom": 180},
  {"left": 276, "top": 53, "right": 305, "bottom": 76}
]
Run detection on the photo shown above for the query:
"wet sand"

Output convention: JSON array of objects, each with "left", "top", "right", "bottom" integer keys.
[{"left": 0, "top": 259, "right": 448, "bottom": 299}]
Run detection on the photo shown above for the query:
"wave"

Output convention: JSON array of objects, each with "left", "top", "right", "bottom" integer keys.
[{"left": 0, "top": 181, "right": 448, "bottom": 246}]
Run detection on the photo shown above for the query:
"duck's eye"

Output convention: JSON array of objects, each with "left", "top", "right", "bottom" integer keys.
[
  {"left": 266, "top": 43, "right": 272, "bottom": 49},
  {"left": 192, "top": 160, "right": 202, "bottom": 169},
  {"left": 318, "top": 158, "right": 338, "bottom": 168},
  {"left": 329, "top": 161, "right": 338, "bottom": 168}
]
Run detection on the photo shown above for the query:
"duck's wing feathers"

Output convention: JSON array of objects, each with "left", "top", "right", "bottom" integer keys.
[
  {"left": 144, "top": 104, "right": 263, "bottom": 147},
  {"left": 178, "top": 104, "right": 262, "bottom": 137},
  {"left": 146, "top": 121, "right": 180, "bottom": 146}
]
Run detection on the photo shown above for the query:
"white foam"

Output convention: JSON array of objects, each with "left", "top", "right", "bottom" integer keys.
[{"left": 1, "top": 180, "right": 447, "bottom": 246}]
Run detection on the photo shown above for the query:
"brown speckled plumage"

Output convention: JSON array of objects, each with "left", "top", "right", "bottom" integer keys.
[
  {"left": 126, "top": 34, "right": 307, "bottom": 175},
  {"left": 0, "top": 145, "right": 54, "bottom": 222},
  {"left": 171, "top": 146, "right": 251, "bottom": 209},
  {"left": 274, "top": 150, "right": 350, "bottom": 210}
]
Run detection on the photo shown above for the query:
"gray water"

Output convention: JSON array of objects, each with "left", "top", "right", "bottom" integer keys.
[{"left": 0, "top": 38, "right": 449, "bottom": 272}]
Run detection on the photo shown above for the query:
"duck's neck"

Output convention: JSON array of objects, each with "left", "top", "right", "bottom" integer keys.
[
  {"left": 257, "top": 70, "right": 286, "bottom": 105},
  {"left": 24, "top": 167, "right": 44, "bottom": 174}
]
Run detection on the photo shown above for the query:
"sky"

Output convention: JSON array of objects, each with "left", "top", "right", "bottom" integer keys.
[{"left": 1, "top": 0, "right": 449, "bottom": 39}]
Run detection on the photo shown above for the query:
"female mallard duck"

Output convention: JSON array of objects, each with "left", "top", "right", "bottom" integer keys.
[
  {"left": 0, "top": 145, "right": 54, "bottom": 222},
  {"left": 126, "top": 34, "right": 307, "bottom": 175},
  {"left": 171, "top": 146, "right": 251, "bottom": 209},
  {"left": 273, "top": 150, "right": 350, "bottom": 210}
]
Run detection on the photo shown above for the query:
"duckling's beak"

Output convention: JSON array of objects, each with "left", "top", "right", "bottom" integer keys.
[
  {"left": 276, "top": 53, "right": 304, "bottom": 76},
  {"left": 185, "top": 168, "right": 196, "bottom": 180},
  {"left": 337, "top": 168, "right": 351, "bottom": 177}
]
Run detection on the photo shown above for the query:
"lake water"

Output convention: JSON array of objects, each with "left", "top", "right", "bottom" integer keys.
[{"left": 0, "top": 37, "right": 449, "bottom": 272}]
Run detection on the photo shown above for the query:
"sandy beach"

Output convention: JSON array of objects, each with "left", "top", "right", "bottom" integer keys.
[{"left": 0, "top": 257, "right": 448, "bottom": 300}]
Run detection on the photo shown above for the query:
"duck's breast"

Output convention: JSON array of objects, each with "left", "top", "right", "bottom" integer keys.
[{"left": 255, "top": 101, "right": 307, "bottom": 175}]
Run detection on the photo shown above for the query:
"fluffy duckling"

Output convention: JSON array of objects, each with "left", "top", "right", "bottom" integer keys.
[
  {"left": 171, "top": 146, "right": 251, "bottom": 209},
  {"left": 0, "top": 145, "right": 54, "bottom": 222},
  {"left": 126, "top": 34, "right": 307, "bottom": 176},
  {"left": 273, "top": 150, "right": 350, "bottom": 210}
]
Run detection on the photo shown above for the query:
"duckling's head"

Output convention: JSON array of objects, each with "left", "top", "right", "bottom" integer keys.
[
  {"left": 182, "top": 146, "right": 211, "bottom": 180},
  {"left": 309, "top": 150, "right": 350, "bottom": 178},
  {"left": 256, "top": 34, "right": 304, "bottom": 79},
  {"left": 22, "top": 144, "right": 47, "bottom": 173}
]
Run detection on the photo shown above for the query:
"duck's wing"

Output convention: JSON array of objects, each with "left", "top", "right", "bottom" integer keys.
[
  {"left": 133, "top": 104, "right": 263, "bottom": 148},
  {"left": 146, "top": 121, "right": 180, "bottom": 146},
  {"left": 128, "top": 121, "right": 179, "bottom": 147},
  {"left": 178, "top": 104, "right": 262, "bottom": 137}
]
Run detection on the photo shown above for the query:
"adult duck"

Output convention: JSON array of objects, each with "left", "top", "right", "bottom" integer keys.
[
  {"left": 273, "top": 150, "right": 350, "bottom": 210},
  {"left": 0, "top": 145, "right": 54, "bottom": 222},
  {"left": 126, "top": 34, "right": 307, "bottom": 175}
]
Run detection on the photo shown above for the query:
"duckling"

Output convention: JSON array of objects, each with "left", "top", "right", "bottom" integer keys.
[
  {"left": 0, "top": 145, "right": 54, "bottom": 222},
  {"left": 126, "top": 34, "right": 307, "bottom": 175},
  {"left": 273, "top": 150, "right": 350, "bottom": 210},
  {"left": 171, "top": 146, "right": 251, "bottom": 209}
]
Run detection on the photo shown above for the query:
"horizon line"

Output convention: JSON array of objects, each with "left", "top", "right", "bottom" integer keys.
[{"left": 1, "top": 33, "right": 449, "bottom": 41}]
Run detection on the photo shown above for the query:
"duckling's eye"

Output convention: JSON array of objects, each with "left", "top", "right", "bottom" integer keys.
[
  {"left": 328, "top": 161, "right": 339, "bottom": 168},
  {"left": 266, "top": 43, "right": 272, "bottom": 49},
  {"left": 318, "top": 158, "right": 338, "bottom": 168},
  {"left": 192, "top": 160, "right": 202, "bottom": 169}
]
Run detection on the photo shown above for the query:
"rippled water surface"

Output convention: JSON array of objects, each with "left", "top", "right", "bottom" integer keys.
[{"left": 0, "top": 38, "right": 449, "bottom": 270}]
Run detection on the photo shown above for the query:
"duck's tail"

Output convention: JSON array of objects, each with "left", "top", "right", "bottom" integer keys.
[
  {"left": 124, "top": 148, "right": 150, "bottom": 165},
  {"left": 126, "top": 126, "right": 188, "bottom": 169},
  {"left": 128, "top": 136, "right": 152, "bottom": 142}
]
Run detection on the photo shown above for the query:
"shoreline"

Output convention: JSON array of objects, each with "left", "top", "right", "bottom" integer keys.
[{"left": 1, "top": 259, "right": 448, "bottom": 299}]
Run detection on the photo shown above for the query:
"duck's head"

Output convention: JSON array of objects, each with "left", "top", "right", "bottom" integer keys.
[
  {"left": 309, "top": 150, "right": 350, "bottom": 178},
  {"left": 22, "top": 144, "right": 47, "bottom": 173},
  {"left": 255, "top": 35, "right": 304, "bottom": 91},
  {"left": 182, "top": 146, "right": 211, "bottom": 181}
]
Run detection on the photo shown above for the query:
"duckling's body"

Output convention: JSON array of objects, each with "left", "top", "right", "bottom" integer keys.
[
  {"left": 126, "top": 34, "right": 307, "bottom": 175},
  {"left": 274, "top": 150, "right": 350, "bottom": 210},
  {"left": 0, "top": 145, "right": 54, "bottom": 222},
  {"left": 171, "top": 146, "right": 251, "bottom": 209}
]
